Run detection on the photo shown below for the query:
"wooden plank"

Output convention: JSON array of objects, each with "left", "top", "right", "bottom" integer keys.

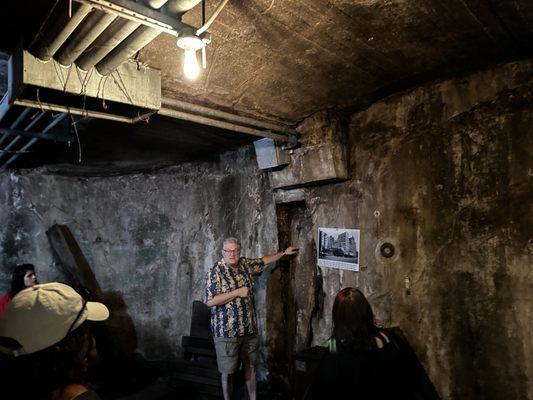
[{"left": 46, "top": 224, "right": 103, "bottom": 300}]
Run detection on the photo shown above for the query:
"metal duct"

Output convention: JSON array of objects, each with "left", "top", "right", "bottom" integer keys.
[
  {"left": 75, "top": 0, "right": 170, "bottom": 72},
  {"left": 33, "top": 0, "right": 205, "bottom": 77},
  {"left": 1, "top": 49, "right": 161, "bottom": 125},
  {"left": 56, "top": 10, "right": 116, "bottom": 66},
  {"left": 33, "top": 3, "right": 93, "bottom": 61},
  {"left": 165, "top": 0, "right": 202, "bottom": 16},
  {"left": 94, "top": 0, "right": 209, "bottom": 76},
  {"left": 144, "top": 0, "right": 170, "bottom": 8},
  {"left": 95, "top": 25, "right": 162, "bottom": 76},
  {"left": 76, "top": 19, "right": 140, "bottom": 71}
]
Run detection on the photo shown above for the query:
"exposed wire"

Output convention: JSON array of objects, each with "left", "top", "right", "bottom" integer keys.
[
  {"left": 62, "top": 65, "right": 73, "bottom": 92},
  {"left": 111, "top": 70, "right": 135, "bottom": 106},
  {"left": 74, "top": 66, "right": 92, "bottom": 119},
  {"left": 75, "top": 65, "right": 93, "bottom": 95},
  {"left": 36, "top": 86, "right": 58, "bottom": 118},
  {"left": 96, "top": 74, "right": 111, "bottom": 111},
  {"left": 197, "top": 0, "right": 230, "bottom": 35},
  {"left": 70, "top": 114, "right": 82, "bottom": 163},
  {"left": 36, "top": 88, "right": 43, "bottom": 112},
  {"left": 52, "top": 59, "right": 66, "bottom": 90}
]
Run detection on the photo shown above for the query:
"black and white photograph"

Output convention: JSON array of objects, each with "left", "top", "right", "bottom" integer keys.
[{"left": 317, "top": 227, "right": 360, "bottom": 271}]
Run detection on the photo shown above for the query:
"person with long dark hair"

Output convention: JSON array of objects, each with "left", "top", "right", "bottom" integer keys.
[
  {"left": 0, "top": 263, "right": 38, "bottom": 315},
  {"left": 310, "top": 287, "right": 440, "bottom": 399},
  {"left": 0, "top": 282, "right": 109, "bottom": 400}
]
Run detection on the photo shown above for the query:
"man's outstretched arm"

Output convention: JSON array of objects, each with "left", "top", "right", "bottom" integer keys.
[{"left": 262, "top": 246, "right": 299, "bottom": 265}]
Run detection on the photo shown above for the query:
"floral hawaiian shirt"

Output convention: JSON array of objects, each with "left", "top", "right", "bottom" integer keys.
[{"left": 205, "top": 257, "right": 265, "bottom": 338}]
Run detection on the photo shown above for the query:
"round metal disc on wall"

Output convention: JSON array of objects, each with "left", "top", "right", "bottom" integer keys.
[
  {"left": 380, "top": 242, "right": 395, "bottom": 258},
  {"left": 374, "top": 238, "right": 399, "bottom": 263}
]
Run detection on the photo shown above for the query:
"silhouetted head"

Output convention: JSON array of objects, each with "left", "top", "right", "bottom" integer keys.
[
  {"left": 332, "top": 287, "right": 378, "bottom": 353},
  {"left": 10, "top": 264, "right": 38, "bottom": 297}
]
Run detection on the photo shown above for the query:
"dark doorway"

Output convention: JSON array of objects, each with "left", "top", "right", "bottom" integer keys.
[{"left": 266, "top": 201, "right": 318, "bottom": 397}]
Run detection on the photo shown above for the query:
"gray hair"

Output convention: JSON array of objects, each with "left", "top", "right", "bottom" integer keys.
[{"left": 222, "top": 237, "right": 241, "bottom": 248}]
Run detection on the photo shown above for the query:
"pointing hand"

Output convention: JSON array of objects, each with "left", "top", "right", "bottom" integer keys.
[{"left": 284, "top": 246, "right": 299, "bottom": 256}]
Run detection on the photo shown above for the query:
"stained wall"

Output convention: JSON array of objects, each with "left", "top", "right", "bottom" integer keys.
[
  {"left": 271, "top": 60, "right": 532, "bottom": 399},
  {"left": 0, "top": 150, "right": 278, "bottom": 378},
  {"left": 0, "top": 59, "right": 532, "bottom": 399}
]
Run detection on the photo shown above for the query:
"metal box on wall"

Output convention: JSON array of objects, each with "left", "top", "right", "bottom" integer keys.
[{"left": 253, "top": 137, "right": 290, "bottom": 169}]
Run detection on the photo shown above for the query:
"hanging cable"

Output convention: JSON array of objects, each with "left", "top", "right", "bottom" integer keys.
[{"left": 196, "top": 0, "right": 230, "bottom": 35}]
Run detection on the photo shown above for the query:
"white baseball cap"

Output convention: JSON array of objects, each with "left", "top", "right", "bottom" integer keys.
[{"left": 0, "top": 282, "right": 109, "bottom": 356}]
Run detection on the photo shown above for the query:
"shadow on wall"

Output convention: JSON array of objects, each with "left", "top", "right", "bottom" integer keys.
[{"left": 45, "top": 224, "right": 162, "bottom": 398}]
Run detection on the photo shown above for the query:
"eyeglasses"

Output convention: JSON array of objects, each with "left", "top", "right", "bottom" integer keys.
[
  {"left": 67, "top": 299, "right": 87, "bottom": 334},
  {"left": 222, "top": 249, "right": 240, "bottom": 254}
]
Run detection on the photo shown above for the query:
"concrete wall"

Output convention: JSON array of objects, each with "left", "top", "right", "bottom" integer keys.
[
  {"left": 0, "top": 59, "right": 532, "bottom": 399},
  {"left": 270, "top": 59, "right": 532, "bottom": 399},
  {"left": 0, "top": 150, "right": 278, "bottom": 378},
  {"left": 342, "top": 60, "right": 533, "bottom": 400}
]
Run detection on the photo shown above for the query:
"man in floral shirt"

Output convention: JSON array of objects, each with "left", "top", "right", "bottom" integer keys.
[{"left": 205, "top": 237, "right": 299, "bottom": 400}]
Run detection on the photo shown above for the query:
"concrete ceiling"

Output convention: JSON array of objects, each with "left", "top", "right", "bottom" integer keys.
[
  {"left": 0, "top": 0, "right": 532, "bottom": 167},
  {"left": 143, "top": 0, "right": 533, "bottom": 124}
]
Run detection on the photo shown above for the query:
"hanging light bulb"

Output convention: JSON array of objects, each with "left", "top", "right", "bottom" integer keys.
[
  {"left": 183, "top": 48, "right": 200, "bottom": 80},
  {"left": 177, "top": 28, "right": 205, "bottom": 81}
]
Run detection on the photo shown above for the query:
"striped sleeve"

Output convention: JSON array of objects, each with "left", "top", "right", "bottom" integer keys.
[{"left": 205, "top": 265, "right": 220, "bottom": 302}]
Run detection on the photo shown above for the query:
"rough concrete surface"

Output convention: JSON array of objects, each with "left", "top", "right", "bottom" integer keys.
[
  {"left": 284, "top": 59, "right": 532, "bottom": 399},
  {"left": 0, "top": 148, "right": 278, "bottom": 379},
  {"left": 142, "top": 0, "right": 533, "bottom": 124},
  {"left": 1, "top": 59, "right": 532, "bottom": 399}
]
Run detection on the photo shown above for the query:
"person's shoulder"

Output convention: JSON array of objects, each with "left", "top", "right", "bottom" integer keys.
[
  {"left": 208, "top": 260, "right": 224, "bottom": 272},
  {"left": 57, "top": 384, "right": 102, "bottom": 400},
  {"left": 374, "top": 327, "right": 412, "bottom": 358},
  {"left": 73, "top": 390, "right": 103, "bottom": 400},
  {"left": 381, "top": 327, "right": 409, "bottom": 346}
]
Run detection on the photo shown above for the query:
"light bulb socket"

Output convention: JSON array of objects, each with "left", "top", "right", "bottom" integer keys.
[{"left": 177, "top": 27, "right": 205, "bottom": 51}]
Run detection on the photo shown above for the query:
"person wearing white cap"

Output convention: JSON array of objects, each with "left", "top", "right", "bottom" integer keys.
[{"left": 0, "top": 282, "right": 109, "bottom": 400}]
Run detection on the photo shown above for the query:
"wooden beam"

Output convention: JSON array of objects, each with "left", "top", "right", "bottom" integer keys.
[{"left": 46, "top": 224, "right": 103, "bottom": 300}]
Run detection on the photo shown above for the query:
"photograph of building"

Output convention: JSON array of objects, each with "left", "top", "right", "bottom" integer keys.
[{"left": 318, "top": 227, "right": 360, "bottom": 270}]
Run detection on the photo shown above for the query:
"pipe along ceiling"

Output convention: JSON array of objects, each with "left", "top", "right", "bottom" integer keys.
[
  {"left": 30, "top": 0, "right": 201, "bottom": 76},
  {"left": 0, "top": 0, "right": 298, "bottom": 169}
]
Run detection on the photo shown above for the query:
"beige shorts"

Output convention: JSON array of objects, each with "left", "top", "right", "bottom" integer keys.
[{"left": 213, "top": 335, "right": 259, "bottom": 374}]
